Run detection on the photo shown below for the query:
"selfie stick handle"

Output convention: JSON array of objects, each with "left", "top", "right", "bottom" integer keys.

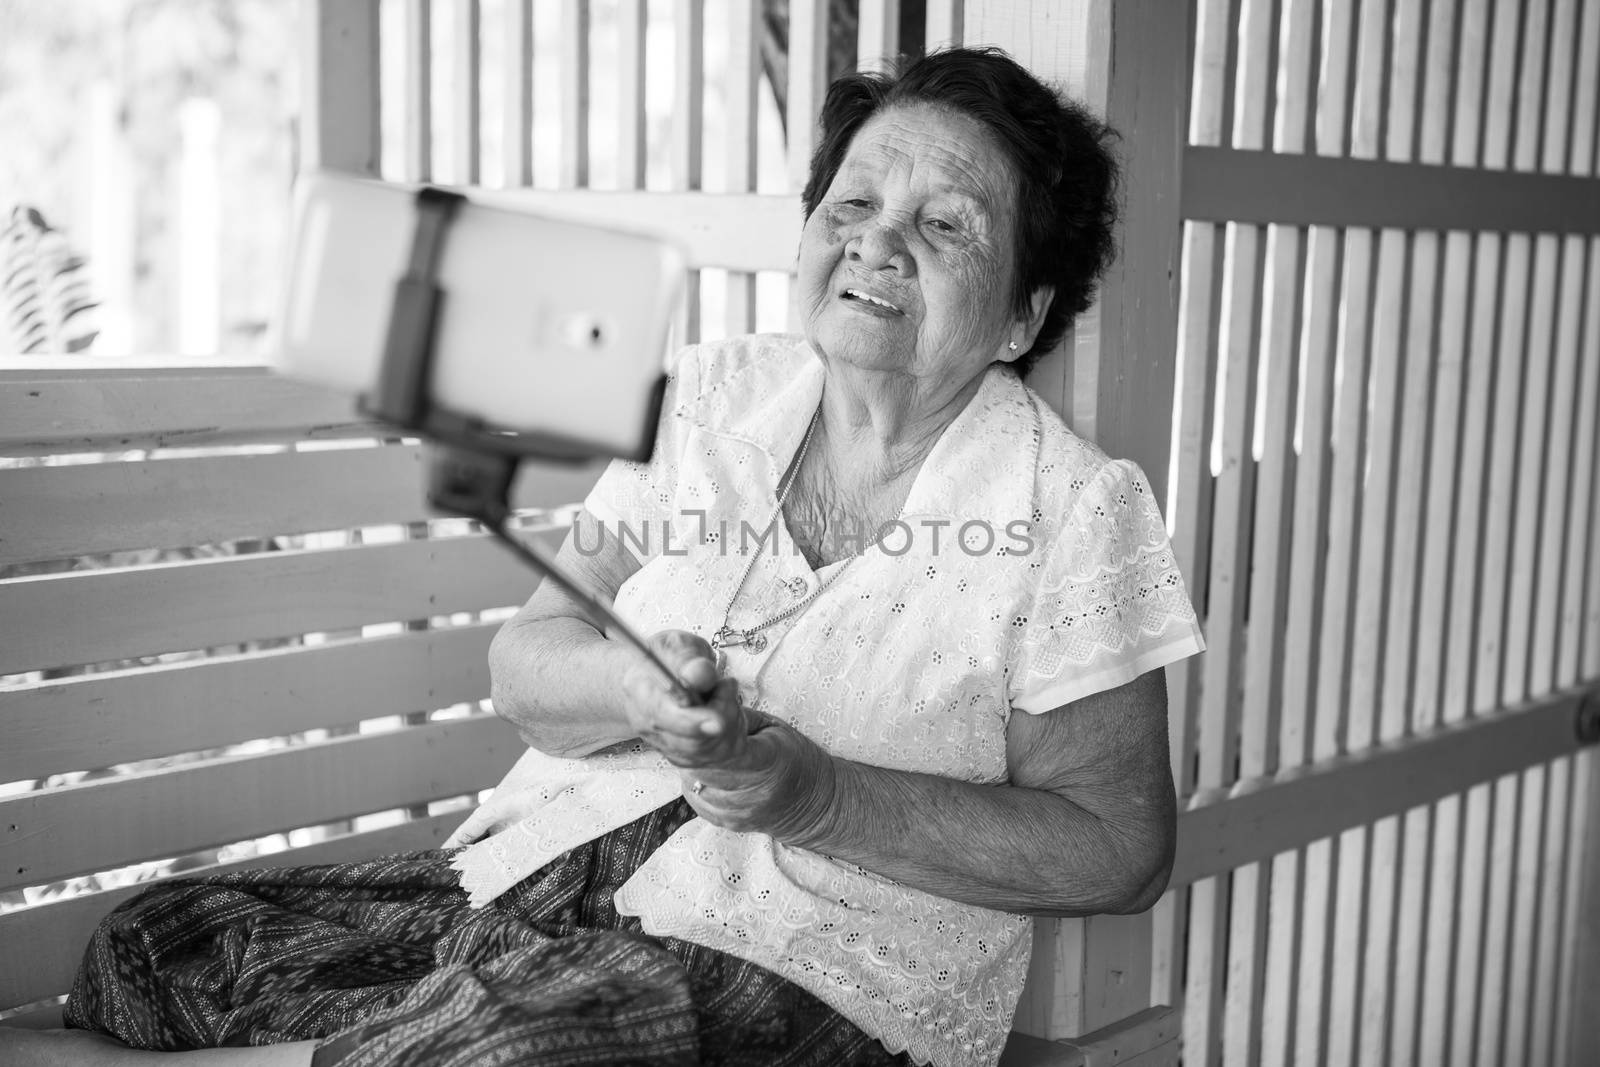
[
  {"left": 363, "top": 185, "right": 700, "bottom": 706},
  {"left": 426, "top": 449, "right": 700, "bottom": 705}
]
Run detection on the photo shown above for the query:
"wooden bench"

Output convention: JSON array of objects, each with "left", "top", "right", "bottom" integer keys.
[{"left": 0, "top": 364, "right": 1180, "bottom": 1064}]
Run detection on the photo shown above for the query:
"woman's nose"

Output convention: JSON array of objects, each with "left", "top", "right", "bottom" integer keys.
[{"left": 849, "top": 220, "right": 913, "bottom": 274}]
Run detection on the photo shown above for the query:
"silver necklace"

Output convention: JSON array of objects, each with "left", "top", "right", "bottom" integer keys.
[{"left": 710, "top": 404, "right": 854, "bottom": 666}]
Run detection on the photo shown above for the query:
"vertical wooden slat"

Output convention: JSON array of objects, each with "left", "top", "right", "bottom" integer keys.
[
  {"left": 1449, "top": 782, "right": 1494, "bottom": 1064},
  {"left": 857, "top": 0, "right": 901, "bottom": 73},
  {"left": 403, "top": 0, "right": 433, "bottom": 181},
  {"left": 1221, "top": 2, "right": 1288, "bottom": 1053},
  {"left": 724, "top": 0, "right": 760, "bottom": 336},
  {"left": 1504, "top": 764, "right": 1549, "bottom": 1066},
  {"left": 1345, "top": 0, "right": 1389, "bottom": 161},
  {"left": 786, "top": 0, "right": 830, "bottom": 192},
  {"left": 1568, "top": 0, "right": 1600, "bottom": 177},
  {"left": 1472, "top": 230, "right": 1530, "bottom": 714},
  {"left": 616, "top": 0, "right": 647, "bottom": 190},
  {"left": 502, "top": 0, "right": 533, "bottom": 187},
  {"left": 1559, "top": 242, "right": 1600, "bottom": 687},
  {"left": 1530, "top": 236, "right": 1586, "bottom": 695},
  {"left": 1559, "top": 751, "right": 1600, "bottom": 1066},
  {"left": 301, "top": 0, "right": 381, "bottom": 175},
  {"left": 558, "top": 0, "right": 589, "bottom": 189},
  {"left": 1476, "top": 773, "right": 1522, "bottom": 1066},
  {"left": 671, "top": 0, "right": 704, "bottom": 342},
  {"left": 1303, "top": 227, "right": 1373, "bottom": 1067},
  {"left": 1541, "top": 0, "right": 1580, "bottom": 174},
  {"left": 1512, "top": 0, "right": 1552, "bottom": 173},
  {"left": 1530, "top": 755, "right": 1574, "bottom": 1067},
  {"left": 451, "top": 0, "right": 480, "bottom": 184},
  {"left": 925, "top": 0, "right": 964, "bottom": 52},
  {"left": 1155, "top": 224, "right": 1221, "bottom": 1013}
]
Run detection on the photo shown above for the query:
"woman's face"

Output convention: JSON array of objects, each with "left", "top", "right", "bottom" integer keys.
[{"left": 797, "top": 103, "right": 1031, "bottom": 388}]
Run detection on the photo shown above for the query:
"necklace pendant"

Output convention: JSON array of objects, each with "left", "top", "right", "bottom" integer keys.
[{"left": 711, "top": 626, "right": 768, "bottom": 655}]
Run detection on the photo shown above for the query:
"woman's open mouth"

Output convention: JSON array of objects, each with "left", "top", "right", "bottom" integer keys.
[{"left": 840, "top": 287, "right": 905, "bottom": 316}]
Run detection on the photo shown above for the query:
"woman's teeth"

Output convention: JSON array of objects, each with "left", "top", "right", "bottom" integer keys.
[{"left": 844, "top": 288, "right": 901, "bottom": 312}]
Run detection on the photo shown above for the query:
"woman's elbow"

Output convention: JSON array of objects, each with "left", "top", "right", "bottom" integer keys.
[{"left": 1107, "top": 815, "right": 1177, "bottom": 914}]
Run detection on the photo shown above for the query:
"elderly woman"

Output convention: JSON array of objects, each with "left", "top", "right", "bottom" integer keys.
[{"left": 7, "top": 46, "right": 1201, "bottom": 1067}]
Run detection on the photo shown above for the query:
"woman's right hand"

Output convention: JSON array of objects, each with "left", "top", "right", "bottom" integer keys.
[{"left": 619, "top": 631, "right": 743, "bottom": 767}]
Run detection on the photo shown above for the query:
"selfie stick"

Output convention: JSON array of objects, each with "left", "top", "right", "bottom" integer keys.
[{"left": 360, "top": 186, "right": 698, "bottom": 705}]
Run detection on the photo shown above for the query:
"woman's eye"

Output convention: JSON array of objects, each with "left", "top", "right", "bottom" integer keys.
[{"left": 926, "top": 218, "right": 957, "bottom": 234}]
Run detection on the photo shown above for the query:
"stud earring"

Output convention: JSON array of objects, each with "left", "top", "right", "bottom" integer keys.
[{"left": 1008, "top": 341, "right": 1019, "bottom": 352}]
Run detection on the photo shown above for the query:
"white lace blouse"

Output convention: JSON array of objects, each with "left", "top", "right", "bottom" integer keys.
[{"left": 450, "top": 334, "right": 1205, "bottom": 1067}]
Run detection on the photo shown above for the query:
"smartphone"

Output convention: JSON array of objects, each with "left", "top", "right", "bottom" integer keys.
[{"left": 274, "top": 170, "right": 686, "bottom": 460}]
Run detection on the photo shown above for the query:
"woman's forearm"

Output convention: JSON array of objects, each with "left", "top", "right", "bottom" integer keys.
[
  {"left": 488, "top": 616, "right": 638, "bottom": 757},
  {"left": 782, "top": 758, "right": 1174, "bottom": 917}
]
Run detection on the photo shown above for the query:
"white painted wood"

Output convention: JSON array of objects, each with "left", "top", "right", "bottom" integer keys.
[
  {"left": 1475, "top": 773, "right": 1521, "bottom": 1065},
  {"left": 0, "top": 715, "right": 520, "bottom": 894},
  {"left": 0, "top": 529, "right": 558, "bottom": 676},
  {"left": 1170, "top": 687, "right": 1593, "bottom": 886},
  {"left": 402, "top": 0, "right": 433, "bottom": 181},
  {"left": 1347, "top": 0, "right": 1388, "bottom": 162},
  {"left": 481, "top": 189, "right": 800, "bottom": 272},
  {"left": 616, "top": 0, "right": 647, "bottom": 190},
  {"left": 559, "top": 0, "right": 590, "bottom": 189},
  {"left": 1180, "top": 149, "right": 1600, "bottom": 234},
  {"left": 1383, "top": 0, "right": 1424, "bottom": 163},
  {"left": 0, "top": 623, "right": 497, "bottom": 782},
  {"left": 0, "top": 368, "right": 373, "bottom": 454},
  {"left": 1451, "top": 0, "right": 1492, "bottom": 167},
  {"left": 503, "top": 0, "right": 533, "bottom": 187},
  {"left": 857, "top": 0, "right": 901, "bottom": 74},
  {"left": 0, "top": 446, "right": 598, "bottom": 566},
  {"left": 1482, "top": 0, "right": 1523, "bottom": 170},
  {"left": 1541, "top": 0, "right": 1580, "bottom": 175},
  {"left": 1560, "top": 750, "right": 1599, "bottom": 1066},
  {"left": 925, "top": 0, "right": 964, "bottom": 52},
  {"left": 1314, "top": 228, "right": 1374, "bottom": 760},
  {"left": 1450, "top": 781, "right": 1494, "bottom": 1063},
  {"left": 1474, "top": 233, "right": 1532, "bottom": 713},
  {"left": 1346, "top": 227, "right": 1407, "bottom": 753},
  {"left": 1416, "top": 0, "right": 1458, "bottom": 167},
  {"left": 1512, "top": 0, "right": 1552, "bottom": 173},
  {"left": 785, "top": 0, "right": 829, "bottom": 192},
  {"left": 673, "top": 0, "right": 705, "bottom": 342},
  {"left": 0, "top": 812, "right": 470, "bottom": 1010},
  {"left": 724, "top": 0, "right": 760, "bottom": 335},
  {"left": 300, "top": 0, "right": 381, "bottom": 174},
  {"left": 452, "top": 0, "right": 481, "bottom": 185},
  {"left": 1503, "top": 234, "right": 1561, "bottom": 703},
  {"left": 1418, "top": 792, "right": 1463, "bottom": 1065},
  {"left": 1505, "top": 764, "right": 1549, "bottom": 1066},
  {"left": 1294, "top": 835, "right": 1337, "bottom": 1065},
  {"left": 1442, "top": 233, "right": 1503, "bottom": 723},
  {"left": 1570, "top": 0, "right": 1600, "bottom": 176},
  {"left": 1559, "top": 241, "right": 1600, "bottom": 687},
  {"left": 1532, "top": 236, "right": 1588, "bottom": 696}
]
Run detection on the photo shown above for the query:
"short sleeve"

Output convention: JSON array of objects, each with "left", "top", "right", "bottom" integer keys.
[
  {"left": 1008, "top": 458, "right": 1205, "bottom": 714},
  {"left": 582, "top": 344, "right": 698, "bottom": 561}
]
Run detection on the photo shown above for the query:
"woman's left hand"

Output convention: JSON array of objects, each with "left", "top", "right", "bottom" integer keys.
[{"left": 675, "top": 687, "right": 838, "bottom": 842}]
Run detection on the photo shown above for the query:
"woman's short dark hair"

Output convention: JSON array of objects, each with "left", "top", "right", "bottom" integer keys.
[{"left": 800, "top": 47, "right": 1119, "bottom": 377}]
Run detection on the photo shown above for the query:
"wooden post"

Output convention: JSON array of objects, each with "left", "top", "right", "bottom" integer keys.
[
  {"left": 963, "top": 0, "right": 1189, "bottom": 1042},
  {"left": 1569, "top": 747, "right": 1600, "bottom": 1065},
  {"left": 299, "top": 0, "right": 381, "bottom": 176}
]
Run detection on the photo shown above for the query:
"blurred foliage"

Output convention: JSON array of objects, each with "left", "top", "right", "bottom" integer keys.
[{"left": 0, "top": 0, "right": 296, "bottom": 355}]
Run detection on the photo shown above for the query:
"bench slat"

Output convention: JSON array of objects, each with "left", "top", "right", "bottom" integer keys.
[
  {"left": 0, "top": 369, "right": 370, "bottom": 455},
  {"left": 0, "top": 624, "right": 497, "bottom": 782},
  {"left": 0, "top": 447, "right": 599, "bottom": 567},
  {"left": 0, "top": 531, "right": 556, "bottom": 676},
  {"left": 0, "top": 714, "right": 520, "bottom": 893},
  {"left": 0, "top": 812, "right": 471, "bottom": 1011}
]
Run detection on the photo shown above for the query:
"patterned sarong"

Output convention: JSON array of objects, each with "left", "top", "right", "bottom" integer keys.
[{"left": 65, "top": 800, "right": 912, "bottom": 1066}]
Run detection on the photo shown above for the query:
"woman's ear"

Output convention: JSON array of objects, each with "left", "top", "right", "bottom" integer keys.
[{"left": 1014, "top": 286, "right": 1056, "bottom": 353}]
